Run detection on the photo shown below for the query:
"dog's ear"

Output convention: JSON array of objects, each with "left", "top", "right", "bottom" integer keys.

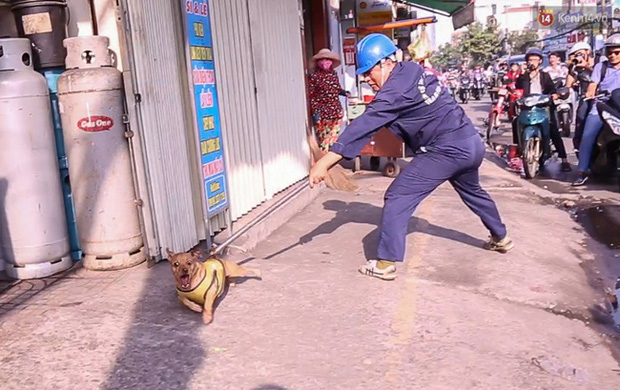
[
  {"left": 190, "top": 248, "right": 202, "bottom": 259},
  {"left": 166, "top": 248, "right": 175, "bottom": 262}
]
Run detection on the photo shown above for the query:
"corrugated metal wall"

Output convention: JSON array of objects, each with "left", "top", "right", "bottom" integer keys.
[
  {"left": 210, "top": 0, "right": 265, "bottom": 221},
  {"left": 248, "top": 0, "right": 310, "bottom": 198},
  {"left": 121, "top": 0, "right": 203, "bottom": 253},
  {"left": 210, "top": 0, "right": 309, "bottom": 221}
]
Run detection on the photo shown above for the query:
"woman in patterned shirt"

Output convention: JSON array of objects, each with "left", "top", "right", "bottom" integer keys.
[{"left": 308, "top": 48, "right": 347, "bottom": 153}]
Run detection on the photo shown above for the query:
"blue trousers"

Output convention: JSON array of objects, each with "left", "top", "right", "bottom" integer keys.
[
  {"left": 576, "top": 110, "right": 604, "bottom": 172},
  {"left": 377, "top": 135, "right": 507, "bottom": 262}
]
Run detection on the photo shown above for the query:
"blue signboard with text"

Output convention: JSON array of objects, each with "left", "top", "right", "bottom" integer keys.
[{"left": 182, "top": 0, "right": 228, "bottom": 216}]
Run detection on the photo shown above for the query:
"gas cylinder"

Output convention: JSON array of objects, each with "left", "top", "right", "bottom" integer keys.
[
  {"left": 0, "top": 38, "right": 71, "bottom": 279},
  {"left": 57, "top": 36, "right": 145, "bottom": 270}
]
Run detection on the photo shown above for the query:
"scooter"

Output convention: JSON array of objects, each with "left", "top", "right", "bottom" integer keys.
[
  {"left": 486, "top": 76, "right": 513, "bottom": 143},
  {"left": 459, "top": 75, "right": 471, "bottom": 104},
  {"left": 516, "top": 87, "right": 571, "bottom": 179},
  {"left": 472, "top": 72, "right": 485, "bottom": 100},
  {"left": 552, "top": 79, "right": 573, "bottom": 137},
  {"left": 447, "top": 76, "right": 458, "bottom": 100},
  {"left": 507, "top": 86, "right": 523, "bottom": 122},
  {"left": 592, "top": 89, "right": 620, "bottom": 188}
]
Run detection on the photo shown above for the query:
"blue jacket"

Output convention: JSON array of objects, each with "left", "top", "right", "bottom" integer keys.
[{"left": 330, "top": 62, "right": 477, "bottom": 159}]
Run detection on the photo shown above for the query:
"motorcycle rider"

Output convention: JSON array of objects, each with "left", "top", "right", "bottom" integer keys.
[
  {"left": 544, "top": 52, "right": 572, "bottom": 138},
  {"left": 496, "top": 61, "right": 508, "bottom": 85},
  {"left": 515, "top": 48, "right": 571, "bottom": 172},
  {"left": 543, "top": 52, "right": 569, "bottom": 83},
  {"left": 506, "top": 62, "right": 521, "bottom": 82},
  {"left": 566, "top": 42, "right": 594, "bottom": 153},
  {"left": 572, "top": 34, "right": 620, "bottom": 186}
]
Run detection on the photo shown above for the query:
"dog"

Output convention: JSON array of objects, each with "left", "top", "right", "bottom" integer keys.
[{"left": 166, "top": 248, "right": 261, "bottom": 324}]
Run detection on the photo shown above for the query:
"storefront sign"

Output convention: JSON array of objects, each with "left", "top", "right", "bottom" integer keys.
[
  {"left": 356, "top": 0, "right": 392, "bottom": 38},
  {"left": 181, "top": 0, "right": 229, "bottom": 216},
  {"left": 343, "top": 38, "right": 356, "bottom": 66}
]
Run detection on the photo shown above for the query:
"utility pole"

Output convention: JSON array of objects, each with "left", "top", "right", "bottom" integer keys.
[{"left": 602, "top": 0, "right": 609, "bottom": 39}]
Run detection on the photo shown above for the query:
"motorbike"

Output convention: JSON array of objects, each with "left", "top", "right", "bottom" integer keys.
[
  {"left": 551, "top": 79, "right": 573, "bottom": 137},
  {"left": 516, "top": 87, "right": 571, "bottom": 178},
  {"left": 508, "top": 87, "right": 524, "bottom": 121},
  {"left": 447, "top": 76, "right": 458, "bottom": 99},
  {"left": 591, "top": 89, "right": 620, "bottom": 188},
  {"left": 459, "top": 75, "right": 471, "bottom": 104},
  {"left": 472, "top": 72, "right": 486, "bottom": 100},
  {"left": 490, "top": 70, "right": 507, "bottom": 100},
  {"left": 486, "top": 76, "right": 513, "bottom": 143}
]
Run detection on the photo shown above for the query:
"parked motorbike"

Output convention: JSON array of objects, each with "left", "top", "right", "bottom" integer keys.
[
  {"left": 591, "top": 89, "right": 620, "bottom": 188},
  {"left": 516, "top": 87, "right": 571, "bottom": 178},
  {"left": 551, "top": 79, "right": 573, "bottom": 137},
  {"left": 472, "top": 72, "right": 485, "bottom": 100},
  {"left": 459, "top": 75, "right": 471, "bottom": 104}
]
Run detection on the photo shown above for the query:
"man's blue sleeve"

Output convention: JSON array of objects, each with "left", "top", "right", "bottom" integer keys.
[{"left": 330, "top": 95, "right": 400, "bottom": 159}]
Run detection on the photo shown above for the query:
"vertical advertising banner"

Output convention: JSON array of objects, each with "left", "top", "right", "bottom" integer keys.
[{"left": 181, "top": 0, "right": 229, "bottom": 217}]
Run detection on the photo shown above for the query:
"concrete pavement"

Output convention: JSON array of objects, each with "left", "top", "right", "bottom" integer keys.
[{"left": 1, "top": 152, "right": 619, "bottom": 389}]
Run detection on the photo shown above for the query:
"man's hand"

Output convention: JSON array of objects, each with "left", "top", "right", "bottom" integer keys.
[
  {"left": 309, "top": 151, "right": 343, "bottom": 188},
  {"left": 551, "top": 93, "right": 560, "bottom": 100},
  {"left": 309, "top": 162, "right": 328, "bottom": 188},
  {"left": 585, "top": 82, "right": 598, "bottom": 99}
]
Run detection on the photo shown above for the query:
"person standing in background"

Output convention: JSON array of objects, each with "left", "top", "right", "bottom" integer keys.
[{"left": 308, "top": 49, "right": 347, "bottom": 154}]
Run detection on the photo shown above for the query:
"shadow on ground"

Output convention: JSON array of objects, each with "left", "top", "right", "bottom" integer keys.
[
  {"left": 265, "top": 200, "right": 486, "bottom": 261},
  {"left": 101, "top": 262, "right": 206, "bottom": 389}
]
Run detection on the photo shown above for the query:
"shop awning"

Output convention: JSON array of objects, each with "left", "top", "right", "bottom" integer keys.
[{"left": 396, "top": 0, "right": 472, "bottom": 16}]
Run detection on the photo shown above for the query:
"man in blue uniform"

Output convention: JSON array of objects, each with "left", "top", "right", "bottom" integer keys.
[{"left": 309, "top": 34, "right": 513, "bottom": 280}]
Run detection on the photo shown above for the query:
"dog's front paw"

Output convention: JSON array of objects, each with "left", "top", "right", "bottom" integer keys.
[{"left": 202, "top": 312, "right": 213, "bottom": 325}]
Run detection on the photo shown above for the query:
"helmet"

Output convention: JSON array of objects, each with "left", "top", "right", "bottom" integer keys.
[
  {"left": 568, "top": 41, "right": 592, "bottom": 55},
  {"left": 604, "top": 33, "right": 620, "bottom": 48},
  {"left": 355, "top": 33, "right": 398, "bottom": 75},
  {"left": 525, "top": 47, "right": 544, "bottom": 60}
]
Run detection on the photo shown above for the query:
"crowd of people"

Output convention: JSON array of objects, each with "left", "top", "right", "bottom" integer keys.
[
  {"left": 306, "top": 34, "right": 620, "bottom": 189},
  {"left": 434, "top": 37, "right": 620, "bottom": 186}
]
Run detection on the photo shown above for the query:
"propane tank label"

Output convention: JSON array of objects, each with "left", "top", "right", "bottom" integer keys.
[
  {"left": 77, "top": 116, "right": 114, "bottom": 132},
  {"left": 22, "top": 13, "right": 53, "bottom": 35}
]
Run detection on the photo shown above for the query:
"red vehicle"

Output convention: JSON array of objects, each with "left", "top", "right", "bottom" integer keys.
[
  {"left": 487, "top": 75, "right": 523, "bottom": 143},
  {"left": 508, "top": 88, "right": 524, "bottom": 121}
]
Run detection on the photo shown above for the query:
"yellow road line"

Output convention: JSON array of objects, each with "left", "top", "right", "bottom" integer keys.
[{"left": 383, "top": 198, "right": 434, "bottom": 384}]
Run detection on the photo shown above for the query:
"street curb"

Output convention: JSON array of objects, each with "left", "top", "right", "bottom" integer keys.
[{"left": 483, "top": 147, "right": 584, "bottom": 202}]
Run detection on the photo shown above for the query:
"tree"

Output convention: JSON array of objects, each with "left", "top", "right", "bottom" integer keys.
[
  {"left": 430, "top": 43, "right": 462, "bottom": 71},
  {"left": 460, "top": 22, "right": 502, "bottom": 67},
  {"left": 508, "top": 29, "right": 540, "bottom": 54}
]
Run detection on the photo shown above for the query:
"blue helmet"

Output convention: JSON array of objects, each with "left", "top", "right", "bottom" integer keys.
[
  {"left": 525, "top": 47, "right": 543, "bottom": 60},
  {"left": 355, "top": 33, "right": 398, "bottom": 75}
]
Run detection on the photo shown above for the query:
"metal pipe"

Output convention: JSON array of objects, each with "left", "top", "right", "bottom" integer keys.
[
  {"left": 346, "top": 16, "right": 437, "bottom": 34},
  {"left": 211, "top": 181, "right": 310, "bottom": 255}
]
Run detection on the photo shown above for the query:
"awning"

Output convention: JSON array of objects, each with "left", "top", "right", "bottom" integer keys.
[{"left": 396, "top": 0, "right": 472, "bottom": 16}]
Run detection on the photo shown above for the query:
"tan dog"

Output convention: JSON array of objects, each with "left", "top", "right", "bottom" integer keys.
[{"left": 166, "top": 248, "right": 261, "bottom": 324}]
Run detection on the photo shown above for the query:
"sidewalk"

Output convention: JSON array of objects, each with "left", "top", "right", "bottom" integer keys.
[{"left": 0, "top": 159, "right": 619, "bottom": 389}]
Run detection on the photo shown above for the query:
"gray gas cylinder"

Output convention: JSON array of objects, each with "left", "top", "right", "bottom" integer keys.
[
  {"left": 0, "top": 38, "right": 71, "bottom": 279},
  {"left": 57, "top": 36, "right": 145, "bottom": 270}
]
